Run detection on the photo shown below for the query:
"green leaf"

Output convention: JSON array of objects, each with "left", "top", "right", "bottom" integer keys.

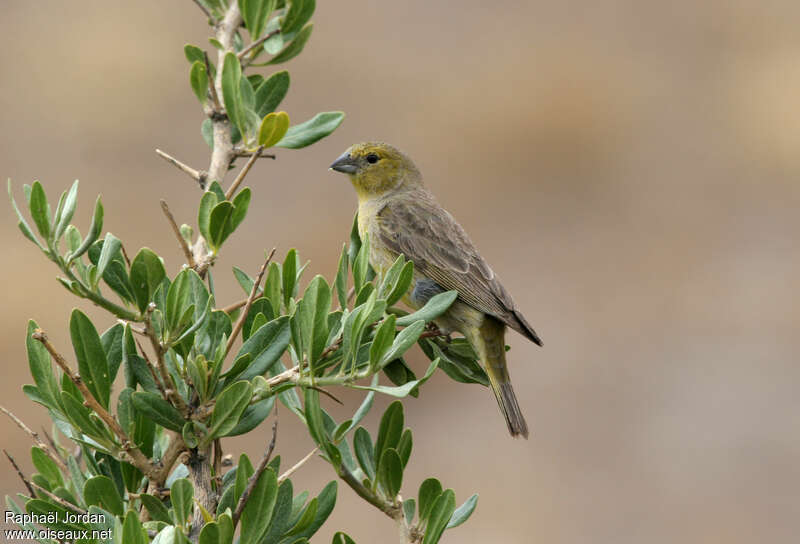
[
  {"left": 208, "top": 381, "right": 253, "bottom": 441},
  {"left": 166, "top": 268, "right": 196, "bottom": 332},
  {"left": 198, "top": 190, "right": 218, "bottom": 242},
  {"left": 276, "top": 110, "right": 344, "bottom": 149},
  {"left": 26, "top": 320, "right": 59, "bottom": 409},
  {"left": 83, "top": 475, "right": 124, "bottom": 516},
  {"left": 53, "top": 179, "right": 79, "bottom": 243},
  {"left": 332, "top": 532, "right": 356, "bottom": 544},
  {"left": 446, "top": 493, "right": 478, "bottom": 529},
  {"left": 30, "top": 447, "right": 62, "bottom": 488},
  {"left": 378, "top": 448, "right": 403, "bottom": 498},
  {"left": 28, "top": 180, "right": 51, "bottom": 239},
  {"left": 403, "top": 498, "right": 416, "bottom": 525},
  {"left": 297, "top": 275, "right": 332, "bottom": 366},
  {"left": 350, "top": 358, "right": 439, "bottom": 397},
  {"left": 353, "top": 426, "right": 375, "bottom": 481},
  {"left": 379, "top": 319, "right": 425, "bottom": 368},
  {"left": 423, "top": 489, "right": 456, "bottom": 544},
  {"left": 374, "top": 401, "right": 403, "bottom": 474},
  {"left": 285, "top": 497, "right": 318, "bottom": 536},
  {"left": 385, "top": 261, "right": 413, "bottom": 307},
  {"left": 240, "top": 0, "right": 277, "bottom": 39},
  {"left": 123, "top": 511, "right": 148, "bottom": 544},
  {"left": 397, "top": 428, "right": 412, "bottom": 468},
  {"left": 284, "top": 480, "right": 338, "bottom": 542},
  {"left": 418, "top": 478, "right": 443, "bottom": 523},
  {"left": 69, "top": 309, "right": 110, "bottom": 408},
  {"left": 232, "top": 315, "right": 291, "bottom": 382},
  {"left": 239, "top": 469, "right": 278, "bottom": 544},
  {"left": 267, "top": 24, "right": 313, "bottom": 65},
  {"left": 243, "top": 298, "right": 274, "bottom": 340},
  {"left": 94, "top": 234, "right": 120, "bottom": 288},
  {"left": 352, "top": 233, "right": 370, "bottom": 292},
  {"left": 369, "top": 314, "right": 396, "bottom": 370},
  {"left": 171, "top": 478, "right": 194, "bottom": 526},
  {"left": 395, "top": 291, "right": 458, "bottom": 327},
  {"left": 282, "top": 248, "right": 299, "bottom": 307},
  {"left": 67, "top": 195, "right": 102, "bottom": 262},
  {"left": 258, "top": 110, "right": 290, "bottom": 147},
  {"left": 129, "top": 248, "right": 166, "bottom": 312},
  {"left": 208, "top": 201, "right": 234, "bottom": 251},
  {"left": 255, "top": 70, "right": 290, "bottom": 116},
  {"left": 140, "top": 493, "right": 172, "bottom": 523},
  {"left": 282, "top": 0, "right": 315, "bottom": 36},
  {"left": 221, "top": 52, "right": 245, "bottom": 135},
  {"left": 8, "top": 180, "right": 45, "bottom": 251},
  {"left": 131, "top": 391, "right": 185, "bottom": 431},
  {"left": 227, "top": 396, "right": 274, "bottom": 436},
  {"left": 304, "top": 388, "right": 329, "bottom": 449},
  {"left": 184, "top": 44, "right": 205, "bottom": 64},
  {"left": 190, "top": 60, "right": 209, "bottom": 104},
  {"left": 334, "top": 243, "right": 348, "bottom": 309}
]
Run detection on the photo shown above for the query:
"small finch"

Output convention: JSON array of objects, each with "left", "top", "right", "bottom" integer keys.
[{"left": 330, "top": 142, "right": 542, "bottom": 438}]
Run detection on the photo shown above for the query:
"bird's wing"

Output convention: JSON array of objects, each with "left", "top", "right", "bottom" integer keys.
[{"left": 375, "top": 193, "right": 542, "bottom": 345}]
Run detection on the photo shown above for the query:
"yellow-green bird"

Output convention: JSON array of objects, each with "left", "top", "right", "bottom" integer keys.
[{"left": 330, "top": 142, "right": 542, "bottom": 438}]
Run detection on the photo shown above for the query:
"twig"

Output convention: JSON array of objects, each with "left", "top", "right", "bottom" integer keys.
[
  {"left": 225, "top": 248, "right": 275, "bottom": 356},
  {"left": 4, "top": 450, "right": 35, "bottom": 496},
  {"left": 225, "top": 145, "right": 264, "bottom": 200},
  {"left": 233, "top": 148, "right": 276, "bottom": 159},
  {"left": 31, "top": 330, "right": 158, "bottom": 480},
  {"left": 156, "top": 149, "right": 207, "bottom": 187},
  {"left": 134, "top": 336, "right": 170, "bottom": 401},
  {"left": 238, "top": 28, "right": 281, "bottom": 62},
  {"left": 319, "top": 337, "right": 343, "bottom": 360},
  {"left": 1, "top": 405, "right": 67, "bottom": 471},
  {"left": 278, "top": 447, "right": 318, "bottom": 483},
  {"left": 143, "top": 305, "right": 190, "bottom": 416},
  {"left": 190, "top": 0, "right": 215, "bottom": 22},
  {"left": 31, "top": 482, "right": 88, "bottom": 516},
  {"left": 41, "top": 427, "right": 64, "bottom": 463},
  {"left": 309, "top": 385, "right": 343, "bottom": 405},
  {"left": 232, "top": 418, "right": 278, "bottom": 527},
  {"left": 152, "top": 433, "right": 187, "bottom": 487},
  {"left": 161, "top": 200, "right": 197, "bottom": 268},
  {"left": 221, "top": 298, "right": 248, "bottom": 314},
  {"left": 204, "top": 51, "right": 223, "bottom": 113}
]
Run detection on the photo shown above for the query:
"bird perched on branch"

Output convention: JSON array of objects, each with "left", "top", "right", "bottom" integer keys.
[{"left": 330, "top": 142, "right": 542, "bottom": 438}]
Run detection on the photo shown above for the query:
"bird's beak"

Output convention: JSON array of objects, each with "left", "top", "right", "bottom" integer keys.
[{"left": 329, "top": 152, "right": 359, "bottom": 174}]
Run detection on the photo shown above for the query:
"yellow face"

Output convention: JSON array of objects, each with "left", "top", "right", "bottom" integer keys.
[{"left": 329, "top": 142, "right": 420, "bottom": 199}]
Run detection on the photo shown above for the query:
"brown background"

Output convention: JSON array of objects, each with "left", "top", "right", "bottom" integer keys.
[{"left": 2, "top": 1, "right": 799, "bottom": 543}]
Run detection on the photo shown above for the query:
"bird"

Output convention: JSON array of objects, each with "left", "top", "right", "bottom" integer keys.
[{"left": 330, "top": 142, "right": 542, "bottom": 438}]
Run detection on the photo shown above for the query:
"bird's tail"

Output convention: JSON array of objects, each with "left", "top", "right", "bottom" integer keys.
[{"left": 467, "top": 319, "right": 529, "bottom": 439}]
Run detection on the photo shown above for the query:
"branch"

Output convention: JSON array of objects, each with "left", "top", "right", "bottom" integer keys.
[
  {"left": 204, "top": 52, "right": 223, "bottom": 113},
  {"left": 221, "top": 297, "right": 248, "bottom": 314},
  {"left": 232, "top": 418, "right": 278, "bottom": 527},
  {"left": 152, "top": 432, "right": 187, "bottom": 487},
  {"left": 233, "top": 148, "right": 276, "bottom": 159},
  {"left": 156, "top": 149, "right": 207, "bottom": 187},
  {"left": 0, "top": 405, "right": 67, "bottom": 471},
  {"left": 160, "top": 199, "right": 197, "bottom": 268},
  {"left": 143, "top": 304, "right": 190, "bottom": 416},
  {"left": 278, "top": 447, "right": 318, "bottom": 483},
  {"left": 31, "top": 482, "right": 88, "bottom": 516},
  {"left": 4, "top": 450, "right": 35, "bottom": 497},
  {"left": 225, "top": 145, "right": 264, "bottom": 199},
  {"left": 238, "top": 28, "right": 281, "bottom": 63},
  {"left": 225, "top": 248, "right": 275, "bottom": 357},
  {"left": 190, "top": 0, "right": 215, "bottom": 23},
  {"left": 31, "top": 329, "right": 159, "bottom": 480}
]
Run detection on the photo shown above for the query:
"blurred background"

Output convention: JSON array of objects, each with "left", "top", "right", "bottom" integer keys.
[{"left": 2, "top": 1, "right": 799, "bottom": 542}]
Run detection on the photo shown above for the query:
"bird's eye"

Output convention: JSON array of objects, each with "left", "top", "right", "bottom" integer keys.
[{"left": 366, "top": 153, "right": 379, "bottom": 164}]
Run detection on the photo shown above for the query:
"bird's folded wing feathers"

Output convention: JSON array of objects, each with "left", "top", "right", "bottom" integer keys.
[{"left": 376, "top": 195, "right": 542, "bottom": 345}]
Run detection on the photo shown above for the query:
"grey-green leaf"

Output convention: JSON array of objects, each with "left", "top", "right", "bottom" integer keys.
[
  {"left": 69, "top": 309, "right": 110, "bottom": 408},
  {"left": 276, "top": 110, "right": 344, "bottom": 149},
  {"left": 446, "top": 493, "right": 478, "bottom": 529}
]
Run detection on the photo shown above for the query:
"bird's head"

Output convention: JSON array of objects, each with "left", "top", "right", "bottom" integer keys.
[{"left": 329, "top": 142, "right": 421, "bottom": 200}]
